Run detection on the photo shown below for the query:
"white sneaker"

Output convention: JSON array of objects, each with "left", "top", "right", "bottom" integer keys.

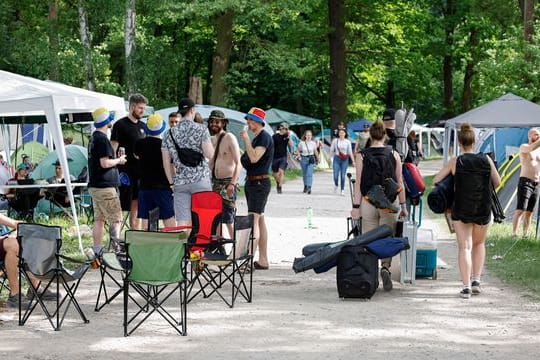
[
  {"left": 341, "top": 190, "right": 345, "bottom": 196},
  {"left": 334, "top": 186, "right": 338, "bottom": 194}
]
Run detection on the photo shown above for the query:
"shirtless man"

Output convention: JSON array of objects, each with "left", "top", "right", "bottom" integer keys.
[
  {"left": 512, "top": 128, "right": 540, "bottom": 236},
  {"left": 208, "top": 110, "right": 241, "bottom": 238}
]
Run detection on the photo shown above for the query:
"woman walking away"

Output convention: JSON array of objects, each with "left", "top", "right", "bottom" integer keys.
[
  {"left": 350, "top": 120, "right": 407, "bottom": 292},
  {"left": 433, "top": 123, "right": 501, "bottom": 299},
  {"left": 296, "top": 130, "right": 319, "bottom": 194},
  {"left": 330, "top": 128, "right": 355, "bottom": 195}
]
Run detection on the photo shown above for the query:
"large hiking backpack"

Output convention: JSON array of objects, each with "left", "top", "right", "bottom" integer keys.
[{"left": 336, "top": 245, "right": 379, "bottom": 299}]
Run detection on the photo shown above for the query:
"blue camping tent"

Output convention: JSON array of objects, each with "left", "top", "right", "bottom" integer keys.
[{"left": 347, "top": 119, "right": 371, "bottom": 132}]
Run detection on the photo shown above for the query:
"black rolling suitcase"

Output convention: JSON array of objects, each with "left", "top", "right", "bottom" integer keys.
[{"left": 336, "top": 245, "right": 378, "bottom": 299}]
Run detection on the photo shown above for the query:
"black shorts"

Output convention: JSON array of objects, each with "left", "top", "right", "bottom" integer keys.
[
  {"left": 245, "top": 178, "right": 271, "bottom": 214},
  {"left": 119, "top": 172, "right": 140, "bottom": 211},
  {"left": 516, "top": 177, "right": 538, "bottom": 212},
  {"left": 272, "top": 157, "right": 288, "bottom": 172}
]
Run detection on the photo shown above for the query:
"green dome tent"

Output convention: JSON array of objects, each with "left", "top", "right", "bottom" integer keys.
[
  {"left": 10, "top": 141, "right": 50, "bottom": 168},
  {"left": 31, "top": 144, "right": 88, "bottom": 181}
]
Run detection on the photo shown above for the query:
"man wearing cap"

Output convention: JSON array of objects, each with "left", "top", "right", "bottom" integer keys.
[
  {"left": 208, "top": 109, "right": 241, "bottom": 238},
  {"left": 162, "top": 98, "right": 214, "bottom": 227},
  {"left": 271, "top": 122, "right": 293, "bottom": 194},
  {"left": 88, "top": 107, "right": 127, "bottom": 254},
  {"left": 382, "top": 108, "right": 397, "bottom": 150},
  {"left": 111, "top": 93, "right": 147, "bottom": 230},
  {"left": 46, "top": 160, "right": 76, "bottom": 207},
  {"left": 240, "top": 107, "right": 274, "bottom": 270},
  {"left": 134, "top": 114, "right": 176, "bottom": 230}
]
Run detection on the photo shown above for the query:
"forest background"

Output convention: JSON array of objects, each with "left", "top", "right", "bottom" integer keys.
[{"left": 0, "top": 0, "right": 539, "bottom": 130}]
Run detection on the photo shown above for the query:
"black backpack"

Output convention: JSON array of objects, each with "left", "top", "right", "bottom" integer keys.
[
  {"left": 336, "top": 245, "right": 379, "bottom": 299},
  {"left": 360, "top": 146, "right": 397, "bottom": 198}
]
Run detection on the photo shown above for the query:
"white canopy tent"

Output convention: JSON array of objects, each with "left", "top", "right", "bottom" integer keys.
[
  {"left": 0, "top": 70, "right": 126, "bottom": 252},
  {"left": 443, "top": 93, "right": 540, "bottom": 163}
]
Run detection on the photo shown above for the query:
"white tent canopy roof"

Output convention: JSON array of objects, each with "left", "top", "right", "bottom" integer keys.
[{"left": 0, "top": 70, "right": 126, "bottom": 252}]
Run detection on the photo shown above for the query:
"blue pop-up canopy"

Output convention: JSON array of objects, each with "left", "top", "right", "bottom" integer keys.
[{"left": 347, "top": 119, "right": 371, "bottom": 132}]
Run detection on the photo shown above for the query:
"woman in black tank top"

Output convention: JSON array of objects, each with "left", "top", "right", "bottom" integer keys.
[{"left": 433, "top": 123, "right": 501, "bottom": 299}]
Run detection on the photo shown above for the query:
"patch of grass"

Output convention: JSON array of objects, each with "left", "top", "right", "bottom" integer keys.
[{"left": 485, "top": 223, "right": 540, "bottom": 299}]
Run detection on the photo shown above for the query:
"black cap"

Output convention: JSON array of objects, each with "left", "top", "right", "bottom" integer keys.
[
  {"left": 178, "top": 98, "right": 195, "bottom": 111},
  {"left": 382, "top": 108, "right": 395, "bottom": 121}
]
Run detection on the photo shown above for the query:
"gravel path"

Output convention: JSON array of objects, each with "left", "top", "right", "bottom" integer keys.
[{"left": 1, "top": 160, "right": 539, "bottom": 359}]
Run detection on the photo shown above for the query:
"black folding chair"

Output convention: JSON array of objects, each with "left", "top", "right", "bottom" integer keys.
[
  {"left": 17, "top": 223, "right": 90, "bottom": 330},
  {"left": 195, "top": 214, "right": 255, "bottom": 308}
]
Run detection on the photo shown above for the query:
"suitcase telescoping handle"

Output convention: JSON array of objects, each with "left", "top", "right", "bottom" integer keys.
[{"left": 347, "top": 172, "right": 356, "bottom": 207}]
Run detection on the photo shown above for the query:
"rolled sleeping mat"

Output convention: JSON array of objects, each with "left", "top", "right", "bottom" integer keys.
[
  {"left": 427, "top": 174, "right": 454, "bottom": 214},
  {"left": 293, "top": 224, "right": 393, "bottom": 273}
]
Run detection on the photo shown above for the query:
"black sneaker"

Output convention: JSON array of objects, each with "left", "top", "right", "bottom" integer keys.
[
  {"left": 26, "top": 287, "right": 57, "bottom": 301},
  {"left": 471, "top": 281, "right": 481, "bottom": 295},
  {"left": 307, "top": 187, "right": 311, "bottom": 195},
  {"left": 380, "top": 267, "right": 393, "bottom": 291},
  {"left": 303, "top": 186, "right": 307, "bottom": 193},
  {"left": 7, "top": 293, "right": 31, "bottom": 309},
  {"left": 277, "top": 185, "right": 282, "bottom": 194},
  {"left": 460, "top": 287, "right": 471, "bottom": 299}
]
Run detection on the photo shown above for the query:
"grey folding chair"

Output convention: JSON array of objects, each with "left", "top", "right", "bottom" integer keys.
[{"left": 17, "top": 223, "right": 90, "bottom": 330}]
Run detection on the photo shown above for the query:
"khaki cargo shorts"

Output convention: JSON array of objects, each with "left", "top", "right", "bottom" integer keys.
[{"left": 89, "top": 187, "right": 123, "bottom": 223}]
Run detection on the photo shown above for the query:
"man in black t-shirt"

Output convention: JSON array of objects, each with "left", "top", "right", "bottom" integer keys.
[
  {"left": 240, "top": 107, "right": 274, "bottom": 270},
  {"left": 134, "top": 113, "right": 176, "bottom": 230},
  {"left": 111, "top": 93, "right": 147, "bottom": 230},
  {"left": 88, "top": 107, "right": 127, "bottom": 254},
  {"left": 271, "top": 122, "right": 293, "bottom": 194}
]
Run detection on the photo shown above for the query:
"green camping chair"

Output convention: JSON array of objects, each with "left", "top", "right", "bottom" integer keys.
[{"left": 123, "top": 230, "right": 188, "bottom": 336}]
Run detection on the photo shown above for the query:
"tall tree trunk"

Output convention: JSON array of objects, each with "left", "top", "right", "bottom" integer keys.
[
  {"left": 521, "top": 0, "right": 535, "bottom": 42},
  {"left": 48, "top": 0, "right": 59, "bottom": 81},
  {"left": 78, "top": 0, "right": 95, "bottom": 90},
  {"left": 328, "top": 0, "right": 347, "bottom": 129},
  {"left": 210, "top": 10, "right": 233, "bottom": 106},
  {"left": 461, "top": 27, "right": 479, "bottom": 112},
  {"left": 442, "top": 0, "right": 455, "bottom": 119},
  {"left": 125, "top": 0, "right": 137, "bottom": 95},
  {"left": 189, "top": 77, "right": 203, "bottom": 104}
]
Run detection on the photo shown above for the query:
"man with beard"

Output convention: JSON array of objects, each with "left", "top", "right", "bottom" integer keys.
[
  {"left": 111, "top": 93, "right": 147, "bottom": 230},
  {"left": 88, "top": 108, "right": 127, "bottom": 254},
  {"left": 208, "top": 110, "right": 241, "bottom": 238}
]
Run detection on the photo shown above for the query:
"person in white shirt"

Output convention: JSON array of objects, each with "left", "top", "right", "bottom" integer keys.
[
  {"left": 330, "top": 128, "right": 355, "bottom": 195},
  {"left": 295, "top": 130, "right": 319, "bottom": 194}
]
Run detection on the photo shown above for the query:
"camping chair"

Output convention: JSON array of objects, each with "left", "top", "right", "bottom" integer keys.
[
  {"left": 17, "top": 223, "right": 90, "bottom": 330},
  {"left": 123, "top": 230, "right": 188, "bottom": 336},
  {"left": 195, "top": 214, "right": 255, "bottom": 308},
  {"left": 162, "top": 191, "right": 226, "bottom": 303},
  {"left": 94, "top": 207, "right": 160, "bottom": 312}
]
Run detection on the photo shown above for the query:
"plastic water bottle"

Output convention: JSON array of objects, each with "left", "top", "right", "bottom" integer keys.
[{"left": 306, "top": 207, "right": 313, "bottom": 229}]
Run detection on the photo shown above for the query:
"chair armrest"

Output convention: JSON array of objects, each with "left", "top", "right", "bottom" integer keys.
[{"left": 58, "top": 253, "right": 87, "bottom": 265}]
